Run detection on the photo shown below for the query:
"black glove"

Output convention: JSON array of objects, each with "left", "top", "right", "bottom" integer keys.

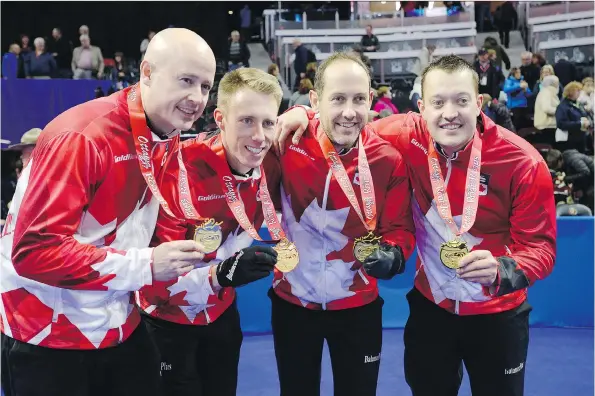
[
  {"left": 216, "top": 246, "right": 278, "bottom": 288},
  {"left": 362, "top": 243, "right": 405, "bottom": 280}
]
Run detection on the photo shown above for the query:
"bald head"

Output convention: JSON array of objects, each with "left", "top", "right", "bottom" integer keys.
[
  {"left": 143, "top": 28, "right": 215, "bottom": 71},
  {"left": 139, "top": 28, "right": 217, "bottom": 137}
]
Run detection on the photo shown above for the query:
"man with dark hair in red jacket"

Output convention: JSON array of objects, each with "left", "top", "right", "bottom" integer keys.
[{"left": 275, "top": 54, "right": 556, "bottom": 396}]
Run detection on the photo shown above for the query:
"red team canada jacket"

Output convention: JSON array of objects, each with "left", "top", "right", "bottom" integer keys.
[
  {"left": 0, "top": 87, "right": 176, "bottom": 349},
  {"left": 273, "top": 118, "right": 416, "bottom": 310},
  {"left": 373, "top": 112, "right": 556, "bottom": 315},
  {"left": 137, "top": 134, "right": 281, "bottom": 325}
]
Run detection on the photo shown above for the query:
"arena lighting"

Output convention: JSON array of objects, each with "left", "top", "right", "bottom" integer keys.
[
  {"left": 428, "top": 2, "right": 434, "bottom": 9},
  {"left": 381, "top": 1, "right": 386, "bottom": 3},
  {"left": 228, "top": 10, "right": 233, "bottom": 15},
  {"left": 395, "top": 2, "right": 401, "bottom": 11}
]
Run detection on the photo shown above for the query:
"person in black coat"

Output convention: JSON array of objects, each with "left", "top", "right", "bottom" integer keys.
[
  {"left": 555, "top": 82, "right": 592, "bottom": 153},
  {"left": 547, "top": 148, "right": 594, "bottom": 211},
  {"left": 226, "top": 30, "right": 251, "bottom": 71},
  {"left": 474, "top": 48, "right": 504, "bottom": 100},
  {"left": 495, "top": 2, "right": 517, "bottom": 48}
]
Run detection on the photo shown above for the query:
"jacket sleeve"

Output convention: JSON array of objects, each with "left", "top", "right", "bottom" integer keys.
[
  {"left": 492, "top": 160, "right": 556, "bottom": 296},
  {"left": 503, "top": 78, "right": 522, "bottom": 95},
  {"left": 556, "top": 103, "right": 582, "bottom": 132},
  {"left": 11, "top": 131, "right": 154, "bottom": 291},
  {"left": 376, "top": 150, "right": 416, "bottom": 261},
  {"left": 501, "top": 48, "right": 511, "bottom": 70}
]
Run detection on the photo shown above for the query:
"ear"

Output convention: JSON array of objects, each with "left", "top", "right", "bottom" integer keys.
[
  {"left": 476, "top": 94, "right": 483, "bottom": 117},
  {"left": 417, "top": 98, "right": 425, "bottom": 114},
  {"left": 140, "top": 60, "right": 152, "bottom": 87},
  {"left": 368, "top": 89, "right": 375, "bottom": 106},
  {"left": 309, "top": 90, "right": 320, "bottom": 113},
  {"left": 214, "top": 108, "right": 224, "bottom": 130}
]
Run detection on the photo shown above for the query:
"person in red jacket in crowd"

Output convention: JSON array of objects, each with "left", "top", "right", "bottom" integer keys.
[
  {"left": 275, "top": 54, "right": 556, "bottom": 396},
  {"left": 137, "top": 67, "right": 284, "bottom": 396},
  {"left": 271, "top": 51, "right": 416, "bottom": 396},
  {"left": 0, "top": 28, "right": 216, "bottom": 396}
]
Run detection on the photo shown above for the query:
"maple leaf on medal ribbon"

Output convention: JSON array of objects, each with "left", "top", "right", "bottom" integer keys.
[
  {"left": 412, "top": 197, "right": 488, "bottom": 305},
  {"left": 280, "top": 186, "right": 358, "bottom": 305}
]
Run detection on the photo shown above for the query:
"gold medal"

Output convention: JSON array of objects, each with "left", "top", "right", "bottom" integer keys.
[
  {"left": 273, "top": 238, "right": 299, "bottom": 273},
  {"left": 439, "top": 239, "right": 469, "bottom": 269},
  {"left": 193, "top": 219, "right": 223, "bottom": 254},
  {"left": 353, "top": 232, "right": 382, "bottom": 263}
]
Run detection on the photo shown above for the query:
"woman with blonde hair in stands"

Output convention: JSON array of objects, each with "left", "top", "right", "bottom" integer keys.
[
  {"left": 288, "top": 78, "right": 312, "bottom": 107},
  {"left": 578, "top": 77, "right": 594, "bottom": 114},
  {"left": 555, "top": 81, "right": 592, "bottom": 153},
  {"left": 534, "top": 75, "right": 561, "bottom": 146},
  {"left": 531, "top": 64, "right": 563, "bottom": 100}
]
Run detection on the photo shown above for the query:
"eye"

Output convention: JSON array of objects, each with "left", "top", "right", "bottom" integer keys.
[
  {"left": 241, "top": 118, "right": 253, "bottom": 125},
  {"left": 181, "top": 77, "right": 193, "bottom": 85},
  {"left": 332, "top": 96, "right": 345, "bottom": 102},
  {"left": 202, "top": 84, "right": 211, "bottom": 91},
  {"left": 264, "top": 120, "right": 275, "bottom": 128},
  {"left": 432, "top": 100, "right": 443, "bottom": 107},
  {"left": 458, "top": 98, "right": 469, "bottom": 105}
]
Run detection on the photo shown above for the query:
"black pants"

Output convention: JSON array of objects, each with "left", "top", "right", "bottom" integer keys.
[
  {"left": 499, "top": 23, "right": 512, "bottom": 48},
  {"left": 143, "top": 301, "right": 243, "bottom": 396},
  {"left": 404, "top": 288, "right": 531, "bottom": 396},
  {"left": 2, "top": 322, "right": 161, "bottom": 396},
  {"left": 269, "top": 289, "right": 383, "bottom": 396}
]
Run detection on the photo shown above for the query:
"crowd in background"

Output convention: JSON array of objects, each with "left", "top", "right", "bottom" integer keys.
[{"left": 2, "top": 11, "right": 594, "bottom": 218}]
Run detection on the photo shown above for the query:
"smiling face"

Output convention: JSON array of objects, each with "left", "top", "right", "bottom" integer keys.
[
  {"left": 419, "top": 68, "right": 482, "bottom": 156},
  {"left": 216, "top": 89, "right": 279, "bottom": 174},
  {"left": 310, "top": 58, "right": 373, "bottom": 151}
]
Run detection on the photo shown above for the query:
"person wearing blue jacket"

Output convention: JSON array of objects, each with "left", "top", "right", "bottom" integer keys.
[{"left": 504, "top": 67, "right": 532, "bottom": 130}]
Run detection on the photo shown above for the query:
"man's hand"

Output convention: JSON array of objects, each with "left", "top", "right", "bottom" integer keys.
[
  {"left": 362, "top": 243, "right": 405, "bottom": 280},
  {"left": 274, "top": 107, "right": 310, "bottom": 155},
  {"left": 152, "top": 240, "right": 206, "bottom": 281},
  {"left": 457, "top": 250, "right": 499, "bottom": 286},
  {"left": 216, "top": 246, "right": 277, "bottom": 288}
]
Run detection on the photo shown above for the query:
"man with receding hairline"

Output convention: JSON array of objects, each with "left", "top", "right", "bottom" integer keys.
[
  {"left": 276, "top": 54, "right": 556, "bottom": 396},
  {"left": 0, "top": 28, "right": 216, "bottom": 396},
  {"left": 271, "top": 51, "right": 415, "bottom": 396}
]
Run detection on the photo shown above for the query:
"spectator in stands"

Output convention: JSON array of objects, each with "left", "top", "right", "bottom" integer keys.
[
  {"left": 554, "top": 58, "right": 579, "bottom": 89},
  {"left": 409, "top": 76, "right": 422, "bottom": 113},
  {"left": 288, "top": 78, "right": 312, "bottom": 107},
  {"left": 504, "top": 67, "right": 532, "bottom": 130},
  {"left": 79, "top": 25, "right": 90, "bottom": 37},
  {"left": 360, "top": 25, "right": 380, "bottom": 52},
  {"left": 415, "top": 44, "right": 436, "bottom": 77},
  {"left": 7, "top": 127, "right": 41, "bottom": 174},
  {"left": 20, "top": 35, "right": 32, "bottom": 55},
  {"left": 547, "top": 148, "right": 594, "bottom": 211},
  {"left": 520, "top": 51, "right": 540, "bottom": 90},
  {"left": 481, "top": 94, "right": 515, "bottom": 132},
  {"left": 292, "top": 39, "right": 310, "bottom": 91},
  {"left": 532, "top": 53, "right": 546, "bottom": 68},
  {"left": 494, "top": 1, "right": 516, "bottom": 48},
  {"left": 546, "top": 151, "right": 575, "bottom": 206},
  {"left": 24, "top": 38, "right": 56, "bottom": 79},
  {"left": 47, "top": 28, "right": 72, "bottom": 79},
  {"left": 140, "top": 30, "right": 156, "bottom": 61},
  {"left": 578, "top": 77, "right": 594, "bottom": 114},
  {"left": 1, "top": 44, "right": 23, "bottom": 79},
  {"left": 227, "top": 30, "right": 250, "bottom": 71},
  {"left": 475, "top": 48, "right": 504, "bottom": 100},
  {"left": 531, "top": 65, "right": 563, "bottom": 100},
  {"left": 72, "top": 34, "right": 104, "bottom": 80},
  {"left": 482, "top": 36, "right": 510, "bottom": 71},
  {"left": 306, "top": 62, "right": 317, "bottom": 84},
  {"left": 534, "top": 75, "right": 560, "bottom": 146},
  {"left": 110, "top": 51, "right": 132, "bottom": 88},
  {"left": 267, "top": 63, "right": 292, "bottom": 101},
  {"left": 556, "top": 81, "right": 591, "bottom": 153},
  {"left": 373, "top": 86, "right": 398, "bottom": 115},
  {"left": 240, "top": 5, "right": 252, "bottom": 42}
]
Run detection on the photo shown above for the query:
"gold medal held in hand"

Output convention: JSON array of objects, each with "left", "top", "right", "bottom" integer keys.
[
  {"left": 193, "top": 219, "right": 223, "bottom": 254},
  {"left": 439, "top": 240, "right": 469, "bottom": 269},
  {"left": 273, "top": 238, "right": 299, "bottom": 273},
  {"left": 353, "top": 232, "right": 382, "bottom": 263}
]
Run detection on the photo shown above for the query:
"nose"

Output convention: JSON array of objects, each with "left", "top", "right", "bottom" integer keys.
[
  {"left": 442, "top": 102, "right": 459, "bottom": 121},
  {"left": 252, "top": 124, "right": 266, "bottom": 143},
  {"left": 187, "top": 88, "right": 207, "bottom": 109},
  {"left": 342, "top": 104, "right": 356, "bottom": 120}
]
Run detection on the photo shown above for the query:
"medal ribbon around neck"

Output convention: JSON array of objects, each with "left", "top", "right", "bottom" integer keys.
[
  {"left": 128, "top": 84, "right": 176, "bottom": 218},
  {"left": 317, "top": 127, "right": 377, "bottom": 232},
  {"left": 427, "top": 131, "right": 483, "bottom": 240},
  {"left": 177, "top": 137, "right": 286, "bottom": 243}
]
